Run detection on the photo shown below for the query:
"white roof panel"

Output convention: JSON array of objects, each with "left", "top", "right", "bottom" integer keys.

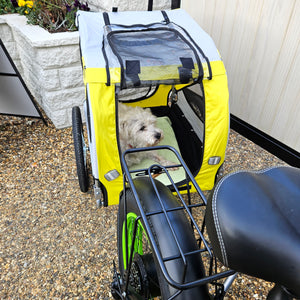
[{"left": 77, "top": 9, "right": 221, "bottom": 72}]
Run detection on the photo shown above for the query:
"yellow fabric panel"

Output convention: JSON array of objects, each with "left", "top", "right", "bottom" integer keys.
[
  {"left": 202, "top": 60, "right": 226, "bottom": 78},
  {"left": 84, "top": 65, "right": 201, "bottom": 85},
  {"left": 84, "top": 68, "right": 121, "bottom": 85},
  {"left": 88, "top": 83, "right": 122, "bottom": 205},
  {"left": 210, "top": 60, "right": 227, "bottom": 76},
  {"left": 121, "top": 85, "right": 168, "bottom": 108},
  {"left": 83, "top": 61, "right": 225, "bottom": 85},
  {"left": 83, "top": 62, "right": 224, "bottom": 87},
  {"left": 122, "top": 83, "right": 190, "bottom": 108},
  {"left": 195, "top": 62, "right": 229, "bottom": 190},
  {"left": 138, "top": 64, "right": 200, "bottom": 82},
  {"left": 87, "top": 59, "right": 229, "bottom": 204}
]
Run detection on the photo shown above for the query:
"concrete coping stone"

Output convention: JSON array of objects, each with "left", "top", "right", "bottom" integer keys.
[{"left": 0, "top": 14, "right": 79, "bottom": 48}]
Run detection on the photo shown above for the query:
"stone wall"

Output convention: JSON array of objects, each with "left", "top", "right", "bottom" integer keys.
[{"left": 0, "top": 14, "right": 84, "bottom": 128}]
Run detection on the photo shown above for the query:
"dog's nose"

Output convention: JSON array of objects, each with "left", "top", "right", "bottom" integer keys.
[{"left": 155, "top": 132, "right": 161, "bottom": 140}]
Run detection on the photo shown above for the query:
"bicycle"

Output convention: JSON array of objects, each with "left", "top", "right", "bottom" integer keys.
[{"left": 111, "top": 146, "right": 300, "bottom": 300}]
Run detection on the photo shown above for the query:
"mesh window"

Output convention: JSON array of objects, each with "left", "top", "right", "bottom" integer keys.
[{"left": 107, "top": 28, "right": 202, "bottom": 88}]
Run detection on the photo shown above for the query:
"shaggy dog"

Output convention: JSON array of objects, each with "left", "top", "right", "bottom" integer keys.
[{"left": 118, "top": 103, "right": 177, "bottom": 169}]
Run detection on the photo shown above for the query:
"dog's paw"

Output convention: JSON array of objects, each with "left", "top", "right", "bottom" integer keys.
[
  {"left": 160, "top": 160, "right": 179, "bottom": 171},
  {"left": 168, "top": 165, "right": 179, "bottom": 171},
  {"left": 150, "top": 153, "right": 179, "bottom": 170}
]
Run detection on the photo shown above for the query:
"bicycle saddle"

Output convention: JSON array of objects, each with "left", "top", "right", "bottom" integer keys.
[{"left": 206, "top": 166, "right": 300, "bottom": 297}]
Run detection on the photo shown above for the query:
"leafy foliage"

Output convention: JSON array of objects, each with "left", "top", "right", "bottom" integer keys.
[
  {"left": 0, "top": 0, "right": 21, "bottom": 14},
  {"left": 0, "top": 0, "right": 90, "bottom": 32}
]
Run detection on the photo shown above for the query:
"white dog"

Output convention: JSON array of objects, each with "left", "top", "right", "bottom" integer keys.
[{"left": 118, "top": 103, "right": 177, "bottom": 169}]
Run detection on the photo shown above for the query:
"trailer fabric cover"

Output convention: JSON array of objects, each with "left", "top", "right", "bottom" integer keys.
[
  {"left": 77, "top": 9, "right": 229, "bottom": 205},
  {"left": 78, "top": 9, "right": 222, "bottom": 83}
]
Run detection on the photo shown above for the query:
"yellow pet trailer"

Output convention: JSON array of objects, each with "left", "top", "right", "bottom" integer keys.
[{"left": 73, "top": 8, "right": 229, "bottom": 207}]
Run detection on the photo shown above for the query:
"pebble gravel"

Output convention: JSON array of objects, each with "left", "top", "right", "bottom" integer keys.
[{"left": 0, "top": 114, "right": 286, "bottom": 299}]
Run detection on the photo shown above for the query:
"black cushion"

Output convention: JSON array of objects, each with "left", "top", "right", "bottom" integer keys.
[{"left": 206, "top": 166, "right": 300, "bottom": 297}]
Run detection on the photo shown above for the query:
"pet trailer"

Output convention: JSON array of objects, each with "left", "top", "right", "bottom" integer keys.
[{"left": 73, "top": 8, "right": 229, "bottom": 206}]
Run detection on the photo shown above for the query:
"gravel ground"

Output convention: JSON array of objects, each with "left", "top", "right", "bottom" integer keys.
[{"left": 0, "top": 114, "right": 286, "bottom": 299}]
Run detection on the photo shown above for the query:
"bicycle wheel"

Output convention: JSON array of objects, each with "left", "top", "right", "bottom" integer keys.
[
  {"left": 72, "top": 106, "right": 89, "bottom": 192},
  {"left": 117, "top": 177, "right": 210, "bottom": 299}
]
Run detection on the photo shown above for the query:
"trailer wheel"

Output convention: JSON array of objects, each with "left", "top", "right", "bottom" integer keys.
[{"left": 72, "top": 106, "right": 89, "bottom": 192}]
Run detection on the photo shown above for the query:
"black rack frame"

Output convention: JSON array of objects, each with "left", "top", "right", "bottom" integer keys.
[{"left": 120, "top": 145, "right": 235, "bottom": 296}]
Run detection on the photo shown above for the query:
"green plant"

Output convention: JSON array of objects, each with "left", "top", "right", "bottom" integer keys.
[
  {"left": 0, "top": 0, "right": 90, "bottom": 32},
  {"left": 0, "top": 0, "right": 22, "bottom": 14},
  {"left": 28, "top": 0, "right": 90, "bottom": 32}
]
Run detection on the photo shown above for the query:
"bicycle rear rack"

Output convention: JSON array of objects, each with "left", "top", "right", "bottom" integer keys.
[{"left": 120, "top": 145, "right": 235, "bottom": 297}]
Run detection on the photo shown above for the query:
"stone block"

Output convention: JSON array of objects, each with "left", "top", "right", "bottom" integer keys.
[
  {"left": 0, "top": 40, "right": 20, "bottom": 63},
  {"left": 43, "top": 87, "right": 85, "bottom": 111},
  {"left": 59, "top": 66, "right": 84, "bottom": 89},
  {"left": 36, "top": 45, "right": 81, "bottom": 69},
  {"left": 0, "top": 19, "right": 14, "bottom": 42},
  {"left": 45, "top": 106, "right": 70, "bottom": 128},
  {"left": 39, "top": 69, "right": 61, "bottom": 91},
  {"left": 21, "top": 67, "right": 42, "bottom": 102}
]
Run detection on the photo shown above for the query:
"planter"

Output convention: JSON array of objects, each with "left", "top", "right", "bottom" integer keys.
[{"left": 0, "top": 14, "right": 85, "bottom": 128}]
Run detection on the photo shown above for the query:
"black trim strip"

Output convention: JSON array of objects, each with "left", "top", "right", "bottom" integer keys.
[
  {"left": 102, "top": 39, "right": 111, "bottom": 86},
  {"left": 85, "top": 87, "right": 92, "bottom": 143},
  {"left": 103, "top": 12, "right": 110, "bottom": 26},
  {"left": 161, "top": 11, "right": 170, "bottom": 24},
  {"left": 230, "top": 114, "right": 300, "bottom": 168},
  {"left": 148, "top": 0, "right": 153, "bottom": 11}
]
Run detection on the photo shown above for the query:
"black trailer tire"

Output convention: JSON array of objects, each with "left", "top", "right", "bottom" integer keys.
[
  {"left": 72, "top": 106, "right": 89, "bottom": 192},
  {"left": 117, "top": 177, "right": 209, "bottom": 299}
]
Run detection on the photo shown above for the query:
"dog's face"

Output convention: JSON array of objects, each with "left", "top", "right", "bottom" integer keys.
[{"left": 119, "top": 107, "right": 163, "bottom": 149}]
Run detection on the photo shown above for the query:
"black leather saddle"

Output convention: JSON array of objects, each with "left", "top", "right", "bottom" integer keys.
[{"left": 206, "top": 166, "right": 300, "bottom": 297}]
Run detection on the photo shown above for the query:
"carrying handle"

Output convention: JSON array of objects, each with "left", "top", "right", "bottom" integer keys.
[{"left": 148, "top": 0, "right": 153, "bottom": 11}]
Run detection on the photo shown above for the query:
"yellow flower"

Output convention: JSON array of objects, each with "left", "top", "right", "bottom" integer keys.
[
  {"left": 26, "top": 1, "right": 33, "bottom": 8},
  {"left": 18, "top": 0, "right": 33, "bottom": 8},
  {"left": 18, "top": 0, "right": 26, "bottom": 6}
]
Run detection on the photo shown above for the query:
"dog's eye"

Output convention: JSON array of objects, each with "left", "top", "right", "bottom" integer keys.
[{"left": 139, "top": 125, "right": 146, "bottom": 131}]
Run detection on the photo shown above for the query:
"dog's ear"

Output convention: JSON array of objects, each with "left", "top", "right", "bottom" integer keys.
[{"left": 119, "top": 119, "right": 126, "bottom": 129}]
